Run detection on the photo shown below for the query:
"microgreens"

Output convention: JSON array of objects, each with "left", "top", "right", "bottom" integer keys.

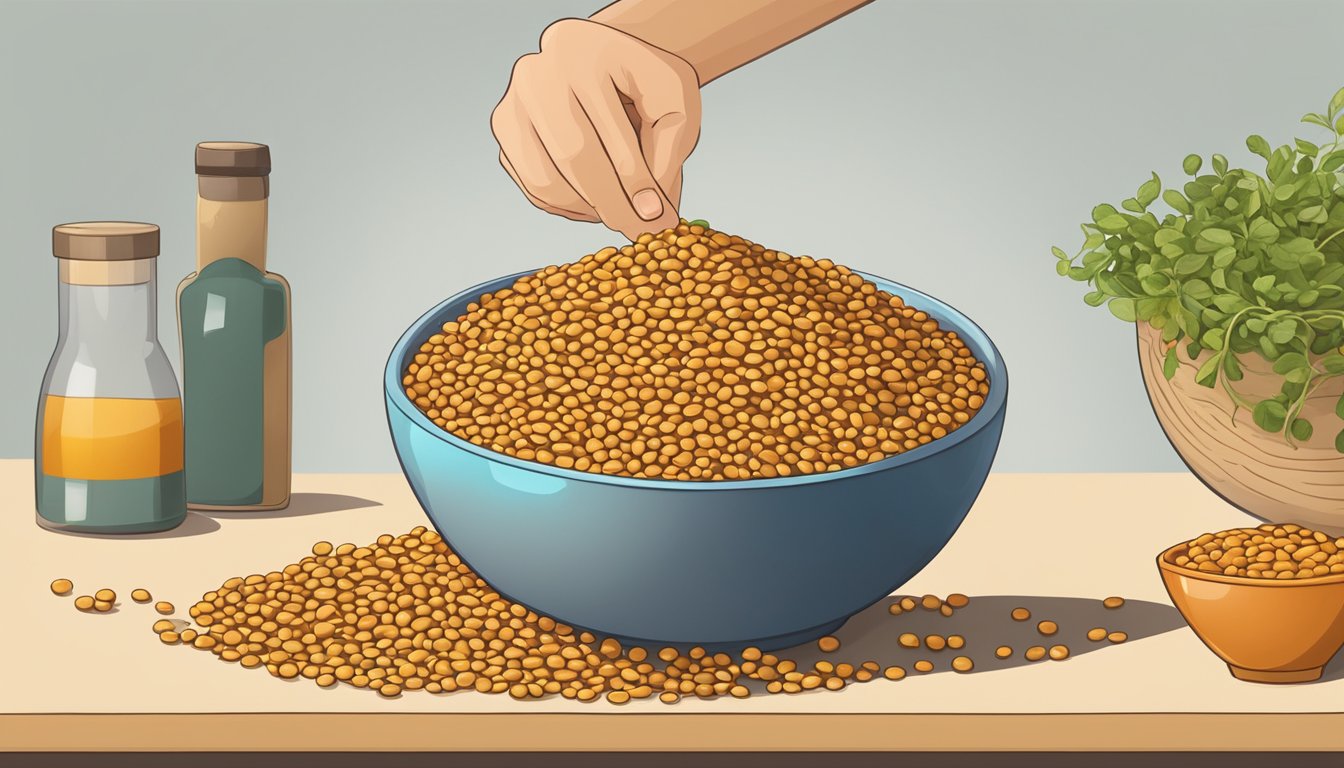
[{"left": 1055, "top": 87, "right": 1344, "bottom": 451}]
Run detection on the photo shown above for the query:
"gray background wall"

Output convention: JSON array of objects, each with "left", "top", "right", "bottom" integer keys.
[{"left": 3, "top": 0, "right": 1342, "bottom": 473}]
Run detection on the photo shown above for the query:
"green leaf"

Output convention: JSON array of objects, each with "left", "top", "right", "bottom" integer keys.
[
  {"left": 1212, "top": 246, "right": 1237, "bottom": 267},
  {"left": 1198, "top": 228, "right": 1234, "bottom": 247},
  {"left": 1322, "top": 353, "right": 1344, "bottom": 373},
  {"left": 1273, "top": 182, "right": 1298, "bottom": 201},
  {"left": 1083, "top": 290, "right": 1106, "bottom": 307},
  {"left": 1336, "top": 428, "right": 1344, "bottom": 453},
  {"left": 1338, "top": 393, "right": 1344, "bottom": 420},
  {"left": 1108, "top": 297, "right": 1137, "bottom": 322},
  {"left": 1330, "top": 86, "right": 1344, "bottom": 118},
  {"left": 1182, "top": 154, "right": 1202, "bottom": 175},
  {"left": 1055, "top": 260, "right": 1069, "bottom": 276},
  {"left": 688, "top": 219, "right": 710, "bottom": 228},
  {"left": 1253, "top": 399, "right": 1287, "bottom": 432},
  {"left": 1247, "top": 219, "right": 1279, "bottom": 243},
  {"left": 1137, "top": 174, "right": 1161, "bottom": 206},
  {"left": 1246, "top": 134, "right": 1272, "bottom": 159},
  {"left": 1303, "top": 113, "right": 1332, "bottom": 130},
  {"left": 1296, "top": 138, "right": 1321, "bottom": 156},
  {"left": 1163, "top": 346, "right": 1179, "bottom": 380},
  {"left": 1092, "top": 203, "right": 1118, "bottom": 223},
  {"left": 1323, "top": 150, "right": 1344, "bottom": 172},
  {"left": 1163, "top": 189, "right": 1192, "bottom": 214},
  {"left": 1096, "top": 215, "right": 1129, "bottom": 233},
  {"left": 1174, "top": 252, "right": 1208, "bottom": 275},
  {"left": 1051, "top": 246, "right": 1069, "bottom": 260},
  {"left": 1212, "top": 154, "right": 1228, "bottom": 176},
  {"left": 1083, "top": 231, "right": 1105, "bottom": 249},
  {"left": 1202, "top": 327, "right": 1226, "bottom": 350},
  {"left": 1290, "top": 418, "right": 1314, "bottom": 442},
  {"left": 1269, "top": 318, "right": 1298, "bottom": 344},
  {"left": 1298, "top": 205, "right": 1327, "bottom": 224},
  {"left": 1121, "top": 197, "right": 1144, "bottom": 213},
  {"left": 1272, "top": 352, "right": 1308, "bottom": 374},
  {"left": 1194, "top": 354, "right": 1220, "bottom": 387},
  {"left": 1252, "top": 275, "right": 1276, "bottom": 292}
]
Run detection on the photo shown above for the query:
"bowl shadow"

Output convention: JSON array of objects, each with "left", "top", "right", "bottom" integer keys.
[
  {"left": 764, "top": 594, "right": 1186, "bottom": 683},
  {"left": 200, "top": 493, "right": 381, "bottom": 520}
]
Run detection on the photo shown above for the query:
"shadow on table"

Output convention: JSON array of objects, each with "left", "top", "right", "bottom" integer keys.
[
  {"left": 772, "top": 594, "right": 1186, "bottom": 680},
  {"left": 201, "top": 493, "right": 381, "bottom": 520}
]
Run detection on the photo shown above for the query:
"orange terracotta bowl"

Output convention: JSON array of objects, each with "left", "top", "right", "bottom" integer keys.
[{"left": 1157, "top": 543, "right": 1344, "bottom": 683}]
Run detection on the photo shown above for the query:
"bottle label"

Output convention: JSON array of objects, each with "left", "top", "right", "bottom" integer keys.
[{"left": 41, "top": 395, "right": 184, "bottom": 480}]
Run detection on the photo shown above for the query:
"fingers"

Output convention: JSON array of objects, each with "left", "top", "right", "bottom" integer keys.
[
  {"left": 492, "top": 91, "right": 598, "bottom": 222},
  {"left": 498, "top": 152, "right": 598, "bottom": 222},
  {"left": 609, "top": 47, "right": 702, "bottom": 200},
  {"left": 530, "top": 91, "right": 668, "bottom": 240},
  {"left": 574, "top": 85, "right": 681, "bottom": 234}
]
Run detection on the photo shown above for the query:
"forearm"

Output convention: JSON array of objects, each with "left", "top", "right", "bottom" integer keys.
[{"left": 591, "top": 0, "right": 872, "bottom": 85}]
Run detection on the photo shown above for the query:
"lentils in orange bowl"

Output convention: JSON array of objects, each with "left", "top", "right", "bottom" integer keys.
[{"left": 403, "top": 222, "right": 989, "bottom": 481}]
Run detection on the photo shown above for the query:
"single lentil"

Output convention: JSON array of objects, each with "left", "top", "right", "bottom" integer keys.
[
  {"left": 131, "top": 589, "right": 152, "bottom": 603},
  {"left": 50, "top": 579, "right": 73, "bottom": 596},
  {"left": 1011, "top": 607, "right": 1030, "bottom": 621},
  {"left": 1048, "top": 645, "right": 1070, "bottom": 661},
  {"left": 1036, "top": 621, "right": 1058, "bottom": 636}
]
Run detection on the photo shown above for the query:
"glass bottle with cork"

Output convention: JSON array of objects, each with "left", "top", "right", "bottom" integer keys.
[
  {"left": 178, "top": 141, "right": 292, "bottom": 510},
  {"left": 37, "top": 222, "right": 186, "bottom": 533}
]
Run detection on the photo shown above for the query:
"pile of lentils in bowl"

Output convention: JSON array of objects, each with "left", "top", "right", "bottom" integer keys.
[{"left": 403, "top": 221, "right": 989, "bottom": 481}]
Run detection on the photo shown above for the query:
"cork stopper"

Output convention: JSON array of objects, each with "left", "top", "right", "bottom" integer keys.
[
  {"left": 196, "top": 142, "right": 271, "bottom": 177},
  {"left": 52, "top": 222, "right": 160, "bottom": 261}
]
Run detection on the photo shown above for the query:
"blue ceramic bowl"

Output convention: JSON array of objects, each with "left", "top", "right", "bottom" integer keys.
[{"left": 385, "top": 270, "right": 1007, "bottom": 650}]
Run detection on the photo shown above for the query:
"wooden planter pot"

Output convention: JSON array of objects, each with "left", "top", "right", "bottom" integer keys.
[{"left": 1137, "top": 320, "right": 1344, "bottom": 535}]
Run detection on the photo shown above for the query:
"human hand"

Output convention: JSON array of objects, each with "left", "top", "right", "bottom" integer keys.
[{"left": 491, "top": 19, "right": 701, "bottom": 240}]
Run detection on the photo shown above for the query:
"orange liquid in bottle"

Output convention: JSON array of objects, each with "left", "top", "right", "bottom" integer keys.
[{"left": 41, "top": 395, "right": 184, "bottom": 480}]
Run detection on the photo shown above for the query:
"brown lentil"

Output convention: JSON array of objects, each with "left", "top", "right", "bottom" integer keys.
[
  {"left": 1107, "top": 631, "right": 1128, "bottom": 644},
  {"left": 131, "top": 589, "right": 152, "bottom": 603},
  {"left": 94, "top": 600, "right": 113, "bottom": 612},
  {"left": 913, "top": 660, "right": 934, "bottom": 673},
  {"left": 1087, "top": 628, "right": 1107, "bottom": 642},
  {"left": 817, "top": 635, "right": 840, "bottom": 653},
  {"left": 1036, "top": 621, "right": 1057, "bottom": 636},
  {"left": 947, "top": 634, "right": 965, "bottom": 650},
  {"left": 994, "top": 645, "right": 1012, "bottom": 659},
  {"left": 1169, "top": 524, "right": 1344, "bottom": 580},
  {"left": 94, "top": 588, "right": 116, "bottom": 603},
  {"left": 1024, "top": 646, "right": 1047, "bottom": 662},
  {"left": 1102, "top": 596, "right": 1125, "bottom": 609},
  {"left": 50, "top": 579, "right": 73, "bottom": 596},
  {"left": 154, "top": 601, "right": 174, "bottom": 615},
  {"left": 883, "top": 665, "right": 906, "bottom": 681},
  {"left": 945, "top": 593, "right": 970, "bottom": 609},
  {"left": 1011, "top": 607, "right": 1030, "bottom": 621},
  {"left": 1048, "top": 645, "right": 1070, "bottom": 661},
  {"left": 403, "top": 223, "right": 989, "bottom": 481},
  {"left": 951, "top": 656, "right": 973, "bottom": 672},
  {"left": 73, "top": 595, "right": 95, "bottom": 611},
  {"left": 898, "top": 633, "right": 920, "bottom": 648},
  {"left": 152, "top": 619, "right": 176, "bottom": 634},
  {"left": 924, "top": 634, "right": 947, "bottom": 651}
]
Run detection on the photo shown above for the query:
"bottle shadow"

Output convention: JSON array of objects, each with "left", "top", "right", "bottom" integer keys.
[
  {"left": 771, "top": 594, "right": 1187, "bottom": 680},
  {"left": 200, "top": 493, "right": 381, "bottom": 520},
  {"left": 44, "top": 511, "right": 222, "bottom": 540}
]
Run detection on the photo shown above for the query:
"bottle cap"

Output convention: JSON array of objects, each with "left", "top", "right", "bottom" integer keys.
[
  {"left": 52, "top": 222, "right": 160, "bottom": 261},
  {"left": 196, "top": 142, "right": 271, "bottom": 177}
]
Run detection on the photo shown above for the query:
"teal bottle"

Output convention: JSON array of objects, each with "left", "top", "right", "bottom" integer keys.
[{"left": 178, "top": 142, "right": 292, "bottom": 510}]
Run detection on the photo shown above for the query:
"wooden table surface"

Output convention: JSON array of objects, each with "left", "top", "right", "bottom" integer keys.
[{"left": 4, "top": 460, "right": 1342, "bottom": 753}]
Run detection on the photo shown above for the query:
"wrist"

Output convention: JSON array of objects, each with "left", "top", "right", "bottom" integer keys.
[{"left": 586, "top": 12, "right": 706, "bottom": 86}]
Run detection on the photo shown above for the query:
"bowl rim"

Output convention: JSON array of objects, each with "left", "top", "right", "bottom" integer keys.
[
  {"left": 385, "top": 267, "right": 1008, "bottom": 491},
  {"left": 1156, "top": 541, "right": 1344, "bottom": 587}
]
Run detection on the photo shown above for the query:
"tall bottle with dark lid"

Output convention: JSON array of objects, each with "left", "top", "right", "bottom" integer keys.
[{"left": 178, "top": 141, "right": 291, "bottom": 510}]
